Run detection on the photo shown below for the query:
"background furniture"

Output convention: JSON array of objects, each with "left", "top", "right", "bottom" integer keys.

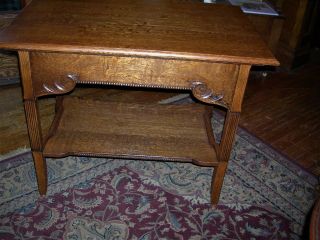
[
  {"left": 224, "top": 0, "right": 319, "bottom": 70},
  {"left": 269, "top": 0, "right": 319, "bottom": 69},
  {"left": 247, "top": 13, "right": 284, "bottom": 55}
]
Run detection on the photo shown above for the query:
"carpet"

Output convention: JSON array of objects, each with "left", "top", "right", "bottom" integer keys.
[{"left": 0, "top": 113, "right": 317, "bottom": 239}]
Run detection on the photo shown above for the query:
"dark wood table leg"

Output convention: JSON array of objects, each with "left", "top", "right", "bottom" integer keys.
[
  {"left": 211, "top": 111, "right": 240, "bottom": 205},
  {"left": 24, "top": 99, "right": 47, "bottom": 195},
  {"left": 31, "top": 151, "right": 47, "bottom": 195},
  {"left": 19, "top": 51, "right": 47, "bottom": 195},
  {"left": 211, "top": 162, "right": 228, "bottom": 206}
]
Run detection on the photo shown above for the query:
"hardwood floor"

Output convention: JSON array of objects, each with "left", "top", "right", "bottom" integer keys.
[
  {"left": 0, "top": 59, "right": 319, "bottom": 176},
  {"left": 241, "top": 58, "right": 320, "bottom": 176}
]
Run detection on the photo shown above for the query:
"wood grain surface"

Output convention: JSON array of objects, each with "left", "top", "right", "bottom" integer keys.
[
  {"left": 310, "top": 198, "right": 320, "bottom": 240},
  {"left": 29, "top": 52, "right": 239, "bottom": 107},
  {"left": 0, "top": 0, "right": 278, "bottom": 65},
  {"left": 43, "top": 97, "right": 218, "bottom": 166},
  {"left": 0, "top": 0, "right": 280, "bottom": 203}
]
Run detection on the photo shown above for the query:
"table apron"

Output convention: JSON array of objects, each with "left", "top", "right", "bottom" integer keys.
[{"left": 29, "top": 52, "right": 240, "bottom": 107}]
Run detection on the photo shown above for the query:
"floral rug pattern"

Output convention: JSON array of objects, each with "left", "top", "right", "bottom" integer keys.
[
  {"left": 0, "top": 116, "right": 317, "bottom": 239},
  {"left": 1, "top": 166, "right": 293, "bottom": 239}
]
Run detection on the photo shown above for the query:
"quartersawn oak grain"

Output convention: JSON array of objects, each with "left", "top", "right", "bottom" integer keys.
[
  {"left": 30, "top": 52, "right": 239, "bottom": 107},
  {"left": 0, "top": 0, "right": 278, "bottom": 65},
  {"left": 44, "top": 97, "right": 218, "bottom": 166},
  {"left": 3, "top": 0, "right": 279, "bottom": 205}
]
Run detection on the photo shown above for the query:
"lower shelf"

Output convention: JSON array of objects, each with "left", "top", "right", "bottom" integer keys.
[{"left": 43, "top": 97, "right": 218, "bottom": 167}]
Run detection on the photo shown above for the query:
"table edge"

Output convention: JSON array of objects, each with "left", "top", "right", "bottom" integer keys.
[{"left": 0, "top": 42, "right": 280, "bottom": 66}]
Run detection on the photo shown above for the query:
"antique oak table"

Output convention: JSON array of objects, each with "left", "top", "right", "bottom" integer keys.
[{"left": 0, "top": 0, "right": 278, "bottom": 205}]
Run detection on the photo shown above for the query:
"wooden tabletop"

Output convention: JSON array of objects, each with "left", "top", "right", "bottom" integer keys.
[{"left": 0, "top": 0, "right": 278, "bottom": 65}]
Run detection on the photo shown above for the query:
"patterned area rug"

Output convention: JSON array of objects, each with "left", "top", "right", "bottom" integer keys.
[{"left": 0, "top": 113, "right": 317, "bottom": 239}]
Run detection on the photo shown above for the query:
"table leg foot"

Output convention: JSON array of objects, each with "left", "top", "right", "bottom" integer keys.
[
  {"left": 211, "top": 162, "right": 227, "bottom": 206},
  {"left": 32, "top": 151, "right": 47, "bottom": 195}
]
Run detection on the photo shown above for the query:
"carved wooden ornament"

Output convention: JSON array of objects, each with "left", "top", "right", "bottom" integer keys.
[
  {"left": 191, "top": 81, "right": 225, "bottom": 107},
  {"left": 36, "top": 74, "right": 77, "bottom": 97}
]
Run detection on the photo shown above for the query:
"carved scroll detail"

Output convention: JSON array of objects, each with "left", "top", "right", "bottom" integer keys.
[
  {"left": 36, "top": 74, "right": 77, "bottom": 97},
  {"left": 191, "top": 81, "right": 226, "bottom": 107}
]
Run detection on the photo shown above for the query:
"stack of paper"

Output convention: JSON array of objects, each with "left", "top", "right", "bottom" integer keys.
[{"left": 228, "top": 0, "right": 279, "bottom": 16}]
